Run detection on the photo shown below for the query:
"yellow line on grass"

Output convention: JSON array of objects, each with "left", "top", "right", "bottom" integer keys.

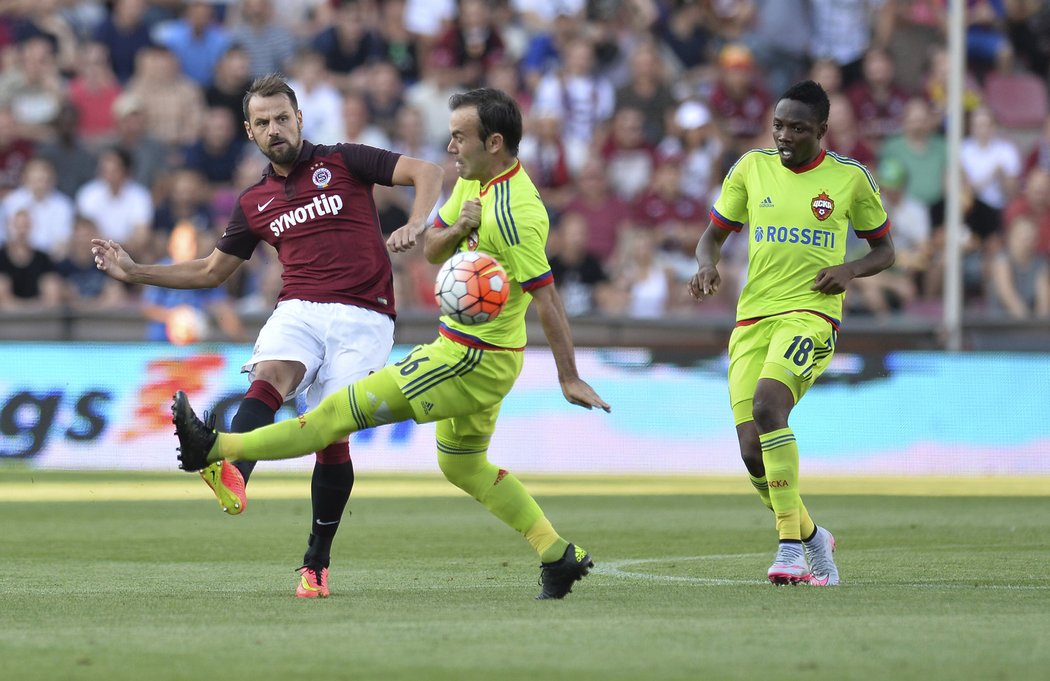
[{"left": 0, "top": 474, "right": 1046, "bottom": 502}]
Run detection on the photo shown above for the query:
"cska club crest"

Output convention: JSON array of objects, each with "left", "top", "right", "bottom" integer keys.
[{"left": 811, "top": 191, "right": 834, "bottom": 221}]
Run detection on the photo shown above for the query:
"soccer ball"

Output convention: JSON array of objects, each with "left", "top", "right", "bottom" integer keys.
[{"left": 434, "top": 251, "right": 509, "bottom": 324}]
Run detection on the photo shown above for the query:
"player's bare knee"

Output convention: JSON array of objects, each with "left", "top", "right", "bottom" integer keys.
[{"left": 750, "top": 398, "right": 781, "bottom": 432}]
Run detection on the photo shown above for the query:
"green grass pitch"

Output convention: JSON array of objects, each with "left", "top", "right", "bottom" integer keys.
[{"left": 1, "top": 470, "right": 1048, "bottom": 681}]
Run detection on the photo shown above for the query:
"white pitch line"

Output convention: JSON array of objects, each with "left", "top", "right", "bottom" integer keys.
[{"left": 597, "top": 555, "right": 1050, "bottom": 590}]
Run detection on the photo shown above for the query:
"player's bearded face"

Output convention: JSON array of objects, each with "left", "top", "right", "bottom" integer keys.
[
  {"left": 771, "top": 99, "right": 825, "bottom": 169},
  {"left": 247, "top": 95, "right": 303, "bottom": 167}
]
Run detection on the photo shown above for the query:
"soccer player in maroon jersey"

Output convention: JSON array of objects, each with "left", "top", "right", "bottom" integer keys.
[{"left": 92, "top": 74, "right": 444, "bottom": 598}]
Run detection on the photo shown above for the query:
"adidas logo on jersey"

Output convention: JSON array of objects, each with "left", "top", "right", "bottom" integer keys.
[
  {"left": 421, "top": 400, "right": 434, "bottom": 415},
  {"left": 759, "top": 196, "right": 774, "bottom": 207},
  {"left": 269, "top": 194, "right": 344, "bottom": 236}
]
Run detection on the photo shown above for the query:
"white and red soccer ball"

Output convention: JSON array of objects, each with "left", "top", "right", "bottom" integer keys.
[{"left": 434, "top": 251, "right": 509, "bottom": 325}]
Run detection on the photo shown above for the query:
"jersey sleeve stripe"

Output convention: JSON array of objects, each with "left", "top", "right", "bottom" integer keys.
[
  {"left": 434, "top": 214, "right": 451, "bottom": 229},
  {"left": 827, "top": 151, "right": 879, "bottom": 193},
  {"left": 710, "top": 208, "right": 743, "bottom": 232},
  {"left": 855, "top": 218, "right": 890, "bottom": 239},
  {"left": 521, "top": 270, "right": 554, "bottom": 292}
]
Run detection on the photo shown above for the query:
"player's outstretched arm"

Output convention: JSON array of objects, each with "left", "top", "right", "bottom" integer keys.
[
  {"left": 531, "top": 283, "right": 611, "bottom": 413},
  {"left": 688, "top": 221, "right": 731, "bottom": 301},
  {"left": 91, "top": 239, "right": 243, "bottom": 289},
  {"left": 812, "top": 232, "right": 895, "bottom": 295},
  {"left": 386, "top": 156, "right": 444, "bottom": 253}
]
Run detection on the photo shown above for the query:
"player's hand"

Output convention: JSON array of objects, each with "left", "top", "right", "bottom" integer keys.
[
  {"left": 560, "top": 377, "right": 612, "bottom": 413},
  {"left": 90, "top": 238, "right": 134, "bottom": 282},
  {"left": 688, "top": 265, "right": 720, "bottom": 301},
  {"left": 386, "top": 219, "right": 429, "bottom": 253},
  {"left": 457, "top": 198, "right": 482, "bottom": 234},
  {"left": 811, "top": 264, "right": 855, "bottom": 294}
]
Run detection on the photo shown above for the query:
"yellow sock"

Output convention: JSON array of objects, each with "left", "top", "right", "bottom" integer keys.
[
  {"left": 750, "top": 472, "right": 815, "bottom": 537},
  {"left": 437, "top": 447, "right": 562, "bottom": 559},
  {"left": 525, "top": 517, "right": 569, "bottom": 563},
  {"left": 760, "top": 427, "right": 802, "bottom": 541},
  {"left": 749, "top": 473, "right": 774, "bottom": 510},
  {"left": 215, "top": 371, "right": 413, "bottom": 463}
]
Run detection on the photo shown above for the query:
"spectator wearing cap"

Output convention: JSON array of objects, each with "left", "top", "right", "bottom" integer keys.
[
  {"left": 657, "top": 100, "right": 723, "bottom": 205},
  {"left": 614, "top": 40, "right": 676, "bottom": 146},
  {"left": 708, "top": 44, "right": 772, "bottom": 158}
]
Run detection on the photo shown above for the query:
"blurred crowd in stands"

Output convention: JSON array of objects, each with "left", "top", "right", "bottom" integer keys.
[{"left": 1, "top": 0, "right": 1049, "bottom": 342}]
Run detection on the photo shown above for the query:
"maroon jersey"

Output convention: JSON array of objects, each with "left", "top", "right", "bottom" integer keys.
[{"left": 217, "top": 141, "right": 400, "bottom": 317}]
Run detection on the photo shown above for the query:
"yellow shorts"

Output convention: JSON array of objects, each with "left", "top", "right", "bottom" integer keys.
[
  {"left": 385, "top": 335, "right": 524, "bottom": 447},
  {"left": 727, "top": 312, "right": 837, "bottom": 425}
]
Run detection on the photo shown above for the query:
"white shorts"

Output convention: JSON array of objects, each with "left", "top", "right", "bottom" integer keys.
[{"left": 242, "top": 299, "right": 395, "bottom": 410}]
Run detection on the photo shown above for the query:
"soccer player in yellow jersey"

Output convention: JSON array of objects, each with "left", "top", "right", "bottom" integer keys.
[
  {"left": 171, "top": 88, "right": 611, "bottom": 599},
  {"left": 689, "top": 81, "right": 895, "bottom": 586}
]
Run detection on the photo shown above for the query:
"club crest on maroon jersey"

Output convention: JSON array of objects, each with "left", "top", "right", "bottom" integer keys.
[
  {"left": 311, "top": 165, "right": 332, "bottom": 189},
  {"left": 811, "top": 191, "right": 834, "bottom": 221}
]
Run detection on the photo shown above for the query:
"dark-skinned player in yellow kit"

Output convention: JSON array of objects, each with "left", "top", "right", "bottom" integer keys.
[{"left": 689, "top": 81, "right": 895, "bottom": 586}]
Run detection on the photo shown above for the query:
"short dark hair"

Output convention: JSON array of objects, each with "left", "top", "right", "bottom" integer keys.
[
  {"left": 242, "top": 73, "right": 298, "bottom": 122},
  {"left": 448, "top": 88, "right": 522, "bottom": 155},
  {"left": 779, "top": 80, "right": 830, "bottom": 124}
]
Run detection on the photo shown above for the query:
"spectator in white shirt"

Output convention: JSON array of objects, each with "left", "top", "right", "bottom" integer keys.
[
  {"left": 75, "top": 147, "right": 153, "bottom": 259},
  {"left": 1, "top": 157, "right": 75, "bottom": 259}
]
